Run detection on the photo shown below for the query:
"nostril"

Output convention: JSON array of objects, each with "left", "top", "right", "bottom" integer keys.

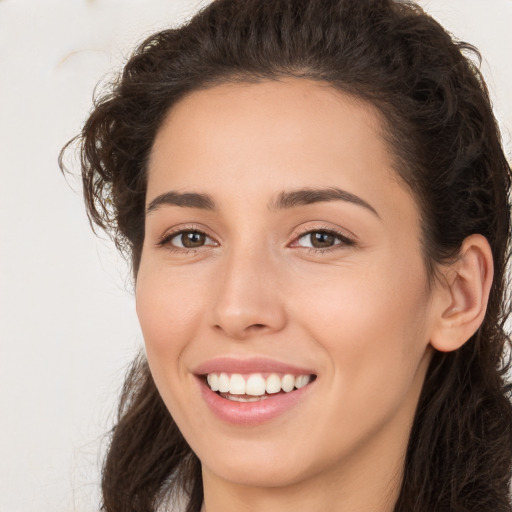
[{"left": 246, "top": 323, "right": 268, "bottom": 333}]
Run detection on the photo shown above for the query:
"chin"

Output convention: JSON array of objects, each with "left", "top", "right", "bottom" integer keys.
[{"left": 201, "top": 451, "right": 317, "bottom": 489}]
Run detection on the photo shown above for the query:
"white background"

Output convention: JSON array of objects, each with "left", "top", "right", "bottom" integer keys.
[{"left": 0, "top": 1, "right": 511, "bottom": 511}]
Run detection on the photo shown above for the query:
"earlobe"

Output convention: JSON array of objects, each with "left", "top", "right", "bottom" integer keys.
[{"left": 429, "top": 234, "right": 494, "bottom": 353}]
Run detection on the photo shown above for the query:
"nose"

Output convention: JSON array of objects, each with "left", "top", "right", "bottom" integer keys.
[{"left": 210, "top": 245, "right": 287, "bottom": 340}]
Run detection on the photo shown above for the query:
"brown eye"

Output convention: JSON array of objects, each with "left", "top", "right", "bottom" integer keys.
[
  {"left": 309, "top": 232, "right": 336, "bottom": 248},
  {"left": 170, "top": 230, "right": 211, "bottom": 249},
  {"left": 295, "top": 230, "right": 353, "bottom": 250}
]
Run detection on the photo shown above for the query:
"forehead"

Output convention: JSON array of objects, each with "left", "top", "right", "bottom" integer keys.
[
  {"left": 150, "top": 79, "right": 388, "bottom": 169},
  {"left": 147, "top": 78, "right": 417, "bottom": 229}
]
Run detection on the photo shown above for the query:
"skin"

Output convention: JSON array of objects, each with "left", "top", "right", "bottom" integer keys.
[{"left": 135, "top": 78, "right": 467, "bottom": 512}]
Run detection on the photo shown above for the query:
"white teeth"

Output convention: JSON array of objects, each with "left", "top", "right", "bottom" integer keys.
[
  {"left": 246, "top": 374, "right": 266, "bottom": 396},
  {"left": 207, "top": 373, "right": 219, "bottom": 391},
  {"left": 224, "top": 394, "right": 269, "bottom": 402},
  {"left": 295, "top": 375, "right": 311, "bottom": 389},
  {"left": 205, "top": 372, "right": 313, "bottom": 396},
  {"left": 218, "top": 373, "right": 230, "bottom": 393},
  {"left": 229, "top": 374, "right": 246, "bottom": 395},
  {"left": 265, "top": 374, "right": 282, "bottom": 394},
  {"left": 281, "top": 374, "right": 295, "bottom": 392}
]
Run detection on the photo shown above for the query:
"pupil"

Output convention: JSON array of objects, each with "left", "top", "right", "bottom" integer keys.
[
  {"left": 182, "top": 231, "right": 205, "bottom": 248},
  {"left": 311, "top": 232, "right": 335, "bottom": 248}
]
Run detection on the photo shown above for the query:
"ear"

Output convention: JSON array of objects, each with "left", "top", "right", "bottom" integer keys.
[{"left": 429, "top": 234, "right": 494, "bottom": 352}]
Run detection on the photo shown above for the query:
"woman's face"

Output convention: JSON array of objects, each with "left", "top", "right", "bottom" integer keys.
[{"left": 136, "top": 78, "right": 442, "bottom": 491}]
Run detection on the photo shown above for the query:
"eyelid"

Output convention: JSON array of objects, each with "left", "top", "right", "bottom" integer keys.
[
  {"left": 289, "top": 225, "right": 356, "bottom": 250},
  {"left": 155, "top": 223, "right": 356, "bottom": 253},
  {"left": 156, "top": 224, "right": 219, "bottom": 250}
]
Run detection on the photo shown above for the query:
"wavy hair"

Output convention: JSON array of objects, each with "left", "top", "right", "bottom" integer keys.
[{"left": 60, "top": 0, "right": 512, "bottom": 510}]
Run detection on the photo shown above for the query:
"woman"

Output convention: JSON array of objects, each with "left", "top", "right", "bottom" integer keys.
[{"left": 61, "top": 0, "right": 512, "bottom": 510}]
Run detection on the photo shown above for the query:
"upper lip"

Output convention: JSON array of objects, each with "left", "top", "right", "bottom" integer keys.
[{"left": 193, "top": 357, "right": 316, "bottom": 376}]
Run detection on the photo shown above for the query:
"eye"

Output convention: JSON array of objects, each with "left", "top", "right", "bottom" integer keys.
[
  {"left": 294, "top": 229, "right": 354, "bottom": 250},
  {"left": 159, "top": 229, "right": 216, "bottom": 250}
]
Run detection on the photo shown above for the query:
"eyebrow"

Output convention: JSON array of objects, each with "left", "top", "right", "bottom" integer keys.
[
  {"left": 146, "top": 191, "right": 215, "bottom": 213},
  {"left": 269, "top": 187, "right": 379, "bottom": 217},
  {"left": 146, "top": 187, "right": 379, "bottom": 217}
]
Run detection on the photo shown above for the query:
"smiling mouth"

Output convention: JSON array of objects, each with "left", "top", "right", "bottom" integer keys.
[{"left": 203, "top": 372, "right": 317, "bottom": 402}]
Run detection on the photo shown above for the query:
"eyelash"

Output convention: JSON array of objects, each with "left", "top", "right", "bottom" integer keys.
[
  {"left": 291, "top": 226, "right": 356, "bottom": 253},
  {"left": 156, "top": 225, "right": 217, "bottom": 254},
  {"left": 156, "top": 225, "right": 355, "bottom": 254}
]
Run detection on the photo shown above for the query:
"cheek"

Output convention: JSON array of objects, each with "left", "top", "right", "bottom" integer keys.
[
  {"left": 287, "top": 260, "right": 432, "bottom": 463},
  {"left": 135, "top": 260, "right": 209, "bottom": 395},
  {"left": 136, "top": 261, "right": 204, "bottom": 344},
  {"left": 135, "top": 263, "right": 208, "bottom": 429},
  {"left": 295, "top": 253, "right": 431, "bottom": 400}
]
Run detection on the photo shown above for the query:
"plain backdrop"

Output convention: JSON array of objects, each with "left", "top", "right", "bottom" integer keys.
[{"left": 0, "top": 1, "right": 511, "bottom": 511}]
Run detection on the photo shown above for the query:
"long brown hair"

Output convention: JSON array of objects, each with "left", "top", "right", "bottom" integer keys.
[{"left": 61, "top": 0, "right": 512, "bottom": 510}]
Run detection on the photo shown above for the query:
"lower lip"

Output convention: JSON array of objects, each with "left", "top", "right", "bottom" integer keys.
[{"left": 197, "top": 377, "right": 313, "bottom": 425}]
